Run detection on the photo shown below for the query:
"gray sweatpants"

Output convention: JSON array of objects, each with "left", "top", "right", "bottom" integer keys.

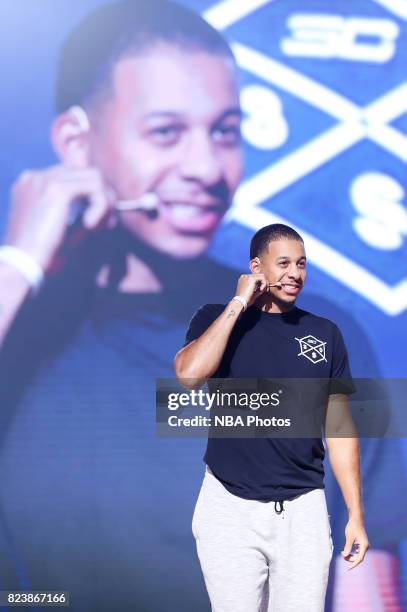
[{"left": 192, "top": 467, "right": 334, "bottom": 612}]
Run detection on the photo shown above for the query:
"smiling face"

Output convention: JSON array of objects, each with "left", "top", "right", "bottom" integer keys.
[
  {"left": 87, "top": 43, "right": 243, "bottom": 258},
  {"left": 251, "top": 238, "right": 307, "bottom": 310}
]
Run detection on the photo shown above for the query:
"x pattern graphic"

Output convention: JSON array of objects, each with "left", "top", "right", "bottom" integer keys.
[{"left": 203, "top": 0, "right": 407, "bottom": 316}]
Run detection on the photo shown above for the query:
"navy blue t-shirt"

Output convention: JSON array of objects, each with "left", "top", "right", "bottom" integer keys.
[{"left": 183, "top": 303, "right": 355, "bottom": 502}]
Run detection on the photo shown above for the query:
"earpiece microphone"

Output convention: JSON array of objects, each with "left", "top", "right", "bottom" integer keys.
[{"left": 69, "top": 105, "right": 91, "bottom": 132}]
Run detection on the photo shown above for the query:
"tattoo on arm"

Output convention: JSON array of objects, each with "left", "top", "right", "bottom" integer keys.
[{"left": 226, "top": 308, "right": 236, "bottom": 319}]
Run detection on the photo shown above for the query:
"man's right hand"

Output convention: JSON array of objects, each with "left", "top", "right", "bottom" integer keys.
[
  {"left": 235, "top": 273, "right": 279, "bottom": 309},
  {"left": 5, "top": 165, "right": 115, "bottom": 270}
]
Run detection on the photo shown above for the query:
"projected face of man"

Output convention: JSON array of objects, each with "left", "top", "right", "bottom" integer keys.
[{"left": 87, "top": 43, "right": 243, "bottom": 259}]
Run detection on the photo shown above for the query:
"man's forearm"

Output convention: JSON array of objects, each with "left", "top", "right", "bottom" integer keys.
[
  {"left": 0, "top": 263, "right": 31, "bottom": 349},
  {"left": 174, "top": 299, "right": 244, "bottom": 389},
  {"left": 326, "top": 437, "right": 364, "bottom": 519}
]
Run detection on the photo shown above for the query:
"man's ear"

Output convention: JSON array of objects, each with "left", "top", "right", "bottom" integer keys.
[
  {"left": 51, "top": 106, "right": 91, "bottom": 168},
  {"left": 249, "top": 257, "right": 261, "bottom": 274}
]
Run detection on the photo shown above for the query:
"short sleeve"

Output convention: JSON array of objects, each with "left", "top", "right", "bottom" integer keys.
[
  {"left": 181, "top": 303, "right": 224, "bottom": 349},
  {"left": 329, "top": 324, "right": 356, "bottom": 395}
]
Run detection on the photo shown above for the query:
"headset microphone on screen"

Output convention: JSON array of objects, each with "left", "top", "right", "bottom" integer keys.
[
  {"left": 66, "top": 105, "right": 159, "bottom": 222},
  {"left": 69, "top": 105, "right": 91, "bottom": 132}
]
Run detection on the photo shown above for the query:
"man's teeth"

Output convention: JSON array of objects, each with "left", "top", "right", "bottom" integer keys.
[{"left": 168, "top": 203, "right": 208, "bottom": 219}]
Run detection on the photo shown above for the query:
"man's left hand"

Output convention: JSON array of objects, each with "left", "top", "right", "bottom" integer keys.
[{"left": 341, "top": 517, "right": 370, "bottom": 570}]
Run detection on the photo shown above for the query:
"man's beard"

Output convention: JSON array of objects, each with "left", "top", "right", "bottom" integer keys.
[{"left": 272, "top": 292, "right": 297, "bottom": 308}]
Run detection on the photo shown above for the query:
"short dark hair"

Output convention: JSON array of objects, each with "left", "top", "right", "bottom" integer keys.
[
  {"left": 56, "top": 0, "right": 235, "bottom": 113},
  {"left": 250, "top": 223, "right": 304, "bottom": 259}
]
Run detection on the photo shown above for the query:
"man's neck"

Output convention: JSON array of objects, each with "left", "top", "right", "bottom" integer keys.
[
  {"left": 96, "top": 253, "right": 162, "bottom": 293},
  {"left": 253, "top": 296, "right": 296, "bottom": 314}
]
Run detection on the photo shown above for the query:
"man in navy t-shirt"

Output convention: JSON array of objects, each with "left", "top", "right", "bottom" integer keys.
[{"left": 175, "top": 223, "right": 369, "bottom": 612}]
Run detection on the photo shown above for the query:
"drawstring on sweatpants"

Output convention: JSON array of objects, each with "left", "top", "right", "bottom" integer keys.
[{"left": 274, "top": 500, "right": 285, "bottom": 515}]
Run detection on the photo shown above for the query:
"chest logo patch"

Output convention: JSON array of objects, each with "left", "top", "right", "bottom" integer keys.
[{"left": 295, "top": 335, "right": 327, "bottom": 364}]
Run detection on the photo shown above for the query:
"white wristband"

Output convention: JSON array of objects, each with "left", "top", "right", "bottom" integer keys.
[
  {"left": 231, "top": 295, "right": 247, "bottom": 311},
  {"left": 0, "top": 245, "right": 44, "bottom": 291}
]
